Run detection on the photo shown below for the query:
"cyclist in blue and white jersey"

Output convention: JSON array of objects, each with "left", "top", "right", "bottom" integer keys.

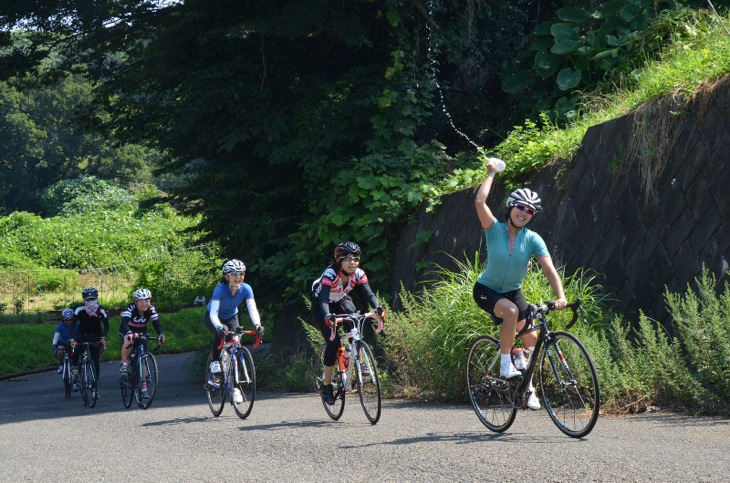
[
  {"left": 203, "top": 259, "right": 264, "bottom": 403},
  {"left": 473, "top": 160, "right": 567, "bottom": 410},
  {"left": 52, "top": 308, "right": 76, "bottom": 373},
  {"left": 311, "top": 241, "right": 384, "bottom": 405}
]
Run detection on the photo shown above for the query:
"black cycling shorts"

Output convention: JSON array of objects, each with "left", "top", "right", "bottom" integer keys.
[{"left": 473, "top": 282, "right": 528, "bottom": 324}]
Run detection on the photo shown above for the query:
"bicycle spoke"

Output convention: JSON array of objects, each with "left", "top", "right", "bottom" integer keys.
[
  {"left": 136, "top": 353, "right": 158, "bottom": 409},
  {"left": 205, "top": 353, "right": 226, "bottom": 417},
  {"left": 232, "top": 347, "right": 256, "bottom": 419},
  {"left": 467, "top": 336, "right": 517, "bottom": 433},
  {"left": 318, "top": 345, "right": 345, "bottom": 420},
  {"left": 356, "top": 342, "right": 381, "bottom": 425},
  {"left": 539, "top": 332, "right": 600, "bottom": 438}
]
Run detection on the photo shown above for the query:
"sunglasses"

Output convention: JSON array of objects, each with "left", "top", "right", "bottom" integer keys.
[
  {"left": 515, "top": 203, "right": 536, "bottom": 216},
  {"left": 340, "top": 255, "right": 361, "bottom": 263}
]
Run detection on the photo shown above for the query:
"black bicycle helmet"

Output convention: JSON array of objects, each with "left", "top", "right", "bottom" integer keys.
[
  {"left": 82, "top": 287, "right": 99, "bottom": 300},
  {"left": 506, "top": 188, "right": 542, "bottom": 212},
  {"left": 334, "top": 241, "right": 361, "bottom": 260}
]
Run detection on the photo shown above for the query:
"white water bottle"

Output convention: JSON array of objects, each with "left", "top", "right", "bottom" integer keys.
[
  {"left": 210, "top": 361, "right": 221, "bottom": 374},
  {"left": 489, "top": 157, "right": 506, "bottom": 172},
  {"left": 511, "top": 347, "right": 526, "bottom": 371},
  {"left": 220, "top": 350, "right": 230, "bottom": 372}
]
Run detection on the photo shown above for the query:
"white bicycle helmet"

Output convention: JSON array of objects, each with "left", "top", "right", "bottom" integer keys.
[
  {"left": 222, "top": 259, "right": 246, "bottom": 275},
  {"left": 61, "top": 308, "right": 74, "bottom": 320},
  {"left": 506, "top": 188, "right": 542, "bottom": 212},
  {"left": 133, "top": 288, "right": 152, "bottom": 300}
]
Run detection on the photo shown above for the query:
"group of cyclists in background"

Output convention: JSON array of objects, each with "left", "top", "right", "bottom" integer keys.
[{"left": 51, "top": 158, "right": 569, "bottom": 416}]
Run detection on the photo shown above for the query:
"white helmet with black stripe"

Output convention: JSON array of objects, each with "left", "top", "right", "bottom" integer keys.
[{"left": 506, "top": 188, "right": 541, "bottom": 212}]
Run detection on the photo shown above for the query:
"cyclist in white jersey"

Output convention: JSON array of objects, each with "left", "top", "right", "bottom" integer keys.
[{"left": 473, "top": 159, "right": 567, "bottom": 410}]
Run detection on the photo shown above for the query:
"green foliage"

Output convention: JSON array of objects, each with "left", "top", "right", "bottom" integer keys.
[
  {"left": 0, "top": 196, "right": 198, "bottom": 271},
  {"left": 501, "top": 1, "right": 706, "bottom": 122},
  {"left": 40, "top": 175, "right": 136, "bottom": 217},
  {"left": 663, "top": 269, "right": 730, "bottom": 412},
  {"left": 0, "top": 73, "right": 159, "bottom": 215}
]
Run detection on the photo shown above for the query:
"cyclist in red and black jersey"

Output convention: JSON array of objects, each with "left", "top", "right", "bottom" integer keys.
[
  {"left": 118, "top": 288, "right": 165, "bottom": 381},
  {"left": 311, "top": 241, "right": 384, "bottom": 405},
  {"left": 69, "top": 287, "right": 110, "bottom": 395}
]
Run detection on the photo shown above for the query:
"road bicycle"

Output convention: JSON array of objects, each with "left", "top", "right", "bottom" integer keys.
[
  {"left": 316, "top": 310, "right": 384, "bottom": 424},
  {"left": 60, "top": 347, "right": 75, "bottom": 399},
  {"left": 73, "top": 337, "right": 105, "bottom": 409},
  {"left": 204, "top": 328, "right": 261, "bottom": 419},
  {"left": 120, "top": 333, "right": 160, "bottom": 410},
  {"left": 466, "top": 299, "right": 600, "bottom": 438}
]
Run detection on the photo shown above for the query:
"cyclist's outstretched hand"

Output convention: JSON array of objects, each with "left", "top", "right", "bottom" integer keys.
[
  {"left": 157, "top": 334, "right": 166, "bottom": 344},
  {"left": 255, "top": 325, "right": 265, "bottom": 338}
]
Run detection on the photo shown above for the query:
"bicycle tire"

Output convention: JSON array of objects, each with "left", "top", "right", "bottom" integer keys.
[
  {"left": 539, "top": 331, "right": 600, "bottom": 438},
  {"left": 119, "top": 358, "right": 137, "bottom": 409},
  {"left": 62, "top": 358, "right": 72, "bottom": 399},
  {"left": 232, "top": 346, "right": 256, "bottom": 419},
  {"left": 205, "top": 352, "right": 225, "bottom": 417},
  {"left": 356, "top": 341, "right": 381, "bottom": 425},
  {"left": 466, "top": 336, "right": 517, "bottom": 432},
  {"left": 317, "top": 345, "right": 345, "bottom": 420},
  {"left": 82, "top": 359, "right": 98, "bottom": 408},
  {"left": 135, "top": 353, "right": 158, "bottom": 410}
]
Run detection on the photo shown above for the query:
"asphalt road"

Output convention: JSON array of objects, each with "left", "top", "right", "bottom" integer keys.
[{"left": 1, "top": 352, "right": 728, "bottom": 482}]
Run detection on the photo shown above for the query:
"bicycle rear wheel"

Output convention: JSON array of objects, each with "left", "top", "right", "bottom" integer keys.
[
  {"left": 539, "top": 331, "right": 600, "bottom": 438},
  {"left": 232, "top": 346, "right": 256, "bottom": 419},
  {"left": 62, "top": 358, "right": 72, "bottom": 399},
  {"left": 81, "top": 359, "right": 98, "bottom": 408},
  {"left": 135, "top": 353, "right": 158, "bottom": 410},
  {"left": 317, "top": 345, "right": 345, "bottom": 420},
  {"left": 205, "top": 352, "right": 225, "bottom": 417},
  {"left": 466, "top": 336, "right": 517, "bottom": 432},
  {"left": 356, "top": 341, "right": 381, "bottom": 425}
]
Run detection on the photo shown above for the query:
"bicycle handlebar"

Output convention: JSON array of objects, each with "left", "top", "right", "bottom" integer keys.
[
  {"left": 328, "top": 311, "right": 384, "bottom": 342},
  {"left": 216, "top": 327, "right": 262, "bottom": 350},
  {"left": 531, "top": 299, "right": 586, "bottom": 330}
]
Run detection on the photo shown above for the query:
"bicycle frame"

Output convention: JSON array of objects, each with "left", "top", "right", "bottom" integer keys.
[
  {"left": 218, "top": 329, "right": 261, "bottom": 397},
  {"left": 507, "top": 301, "right": 586, "bottom": 407},
  {"left": 329, "top": 311, "right": 384, "bottom": 390}
]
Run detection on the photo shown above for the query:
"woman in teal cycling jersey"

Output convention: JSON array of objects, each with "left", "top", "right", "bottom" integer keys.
[{"left": 473, "top": 159, "right": 567, "bottom": 410}]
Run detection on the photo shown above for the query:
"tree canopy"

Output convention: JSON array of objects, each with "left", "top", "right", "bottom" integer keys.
[{"left": 0, "top": 0, "right": 707, "bottom": 298}]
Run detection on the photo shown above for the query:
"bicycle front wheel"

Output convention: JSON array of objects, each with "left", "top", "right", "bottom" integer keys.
[
  {"left": 356, "top": 341, "right": 381, "bottom": 425},
  {"left": 466, "top": 336, "right": 517, "bottom": 433},
  {"left": 136, "top": 353, "right": 158, "bottom": 410},
  {"left": 232, "top": 346, "right": 256, "bottom": 419},
  {"left": 205, "top": 352, "right": 225, "bottom": 417},
  {"left": 81, "top": 360, "right": 98, "bottom": 408},
  {"left": 317, "top": 345, "right": 345, "bottom": 420},
  {"left": 539, "top": 331, "right": 600, "bottom": 438},
  {"left": 62, "top": 359, "right": 72, "bottom": 399}
]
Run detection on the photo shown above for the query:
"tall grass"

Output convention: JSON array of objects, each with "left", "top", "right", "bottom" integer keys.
[{"left": 380, "top": 252, "right": 610, "bottom": 400}]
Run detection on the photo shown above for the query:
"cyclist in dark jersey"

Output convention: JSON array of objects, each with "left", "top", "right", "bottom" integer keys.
[
  {"left": 69, "top": 287, "right": 110, "bottom": 396},
  {"left": 473, "top": 159, "right": 567, "bottom": 410},
  {"left": 118, "top": 288, "right": 165, "bottom": 398},
  {"left": 311, "top": 241, "right": 384, "bottom": 405}
]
